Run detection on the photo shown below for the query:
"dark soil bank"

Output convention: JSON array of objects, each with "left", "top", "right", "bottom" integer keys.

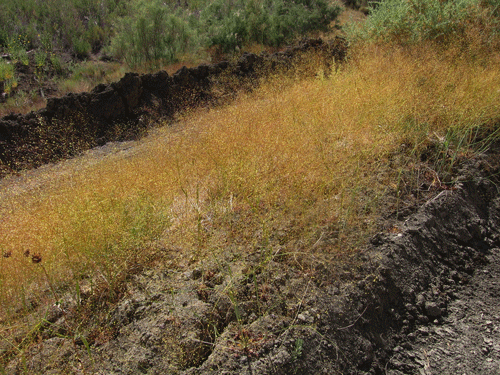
[
  {"left": 0, "top": 38, "right": 347, "bottom": 177},
  {"left": 5, "top": 146, "right": 500, "bottom": 374}
]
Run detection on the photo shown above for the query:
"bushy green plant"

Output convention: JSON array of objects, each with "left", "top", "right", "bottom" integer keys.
[
  {"left": 34, "top": 50, "right": 47, "bottom": 81},
  {"left": 108, "top": 0, "right": 200, "bottom": 69},
  {"left": 72, "top": 37, "right": 92, "bottom": 59},
  {"left": 1, "top": 0, "right": 341, "bottom": 68},
  {"left": 0, "top": 60, "right": 17, "bottom": 94},
  {"left": 49, "top": 54, "right": 64, "bottom": 73},
  {"left": 200, "top": 0, "right": 341, "bottom": 52},
  {"left": 484, "top": 0, "right": 500, "bottom": 16},
  {"left": 0, "top": 0, "right": 122, "bottom": 56},
  {"left": 0, "top": 60, "right": 15, "bottom": 82},
  {"left": 346, "top": 0, "right": 500, "bottom": 44},
  {"left": 0, "top": 29, "right": 8, "bottom": 48},
  {"left": 108, "top": 0, "right": 340, "bottom": 67},
  {"left": 7, "top": 34, "right": 30, "bottom": 65}
]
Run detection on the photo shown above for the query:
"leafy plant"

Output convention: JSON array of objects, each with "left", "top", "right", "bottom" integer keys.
[
  {"left": 72, "top": 37, "right": 92, "bottom": 59},
  {"left": 7, "top": 35, "right": 29, "bottom": 65},
  {"left": 0, "top": 0, "right": 121, "bottom": 56},
  {"left": 34, "top": 50, "right": 47, "bottom": 81},
  {"left": 108, "top": 0, "right": 341, "bottom": 67}
]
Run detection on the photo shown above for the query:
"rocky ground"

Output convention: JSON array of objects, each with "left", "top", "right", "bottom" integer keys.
[{"left": 387, "top": 247, "right": 500, "bottom": 375}]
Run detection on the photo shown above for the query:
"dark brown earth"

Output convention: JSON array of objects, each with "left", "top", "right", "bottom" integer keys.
[{"left": 387, "top": 247, "right": 500, "bottom": 375}]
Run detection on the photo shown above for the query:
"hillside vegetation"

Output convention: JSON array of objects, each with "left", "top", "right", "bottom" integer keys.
[
  {"left": 1, "top": 0, "right": 500, "bottom": 371},
  {"left": 0, "top": 0, "right": 340, "bottom": 59},
  {"left": 0, "top": 0, "right": 341, "bottom": 116}
]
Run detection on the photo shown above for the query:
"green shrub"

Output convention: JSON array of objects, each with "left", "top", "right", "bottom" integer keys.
[
  {"left": 108, "top": 0, "right": 340, "bottom": 66},
  {"left": 0, "top": 29, "right": 8, "bottom": 48},
  {"left": 0, "top": 60, "right": 17, "bottom": 94},
  {"left": 108, "top": 0, "right": 200, "bottom": 69},
  {"left": 1, "top": 0, "right": 341, "bottom": 67},
  {"left": 49, "top": 54, "right": 64, "bottom": 73},
  {"left": 200, "top": 0, "right": 341, "bottom": 52},
  {"left": 7, "top": 36, "right": 30, "bottom": 66},
  {"left": 72, "top": 37, "right": 92, "bottom": 59},
  {"left": 347, "top": 0, "right": 491, "bottom": 44},
  {"left": 0, "top": 0, "right": 122, "bottom": 56}
]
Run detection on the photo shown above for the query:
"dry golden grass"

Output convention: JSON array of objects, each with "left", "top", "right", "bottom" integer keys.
[
  {"left": 0, "top": 94, "right": 47, "bottom": 118},
  {"left": 58, "top": 61, "right": 126, "bottom": 94},
  {"left": 0, "top": 40, "right": 499, "bottom": 332}
]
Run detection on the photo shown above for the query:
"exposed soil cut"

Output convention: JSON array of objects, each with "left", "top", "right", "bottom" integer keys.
[{"left": 3, "top": 140, "right": 500, "bottom": 374}]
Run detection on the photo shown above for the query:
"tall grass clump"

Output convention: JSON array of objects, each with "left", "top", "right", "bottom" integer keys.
[
  {"left": 108, "top": 0, "right": 201, "bottom": 69},
  {"left": 0, "top": 182, "right": 170, "bottom": 320},
  {"left": 0, "top": 60, "right": 17, "bottom": 94}
]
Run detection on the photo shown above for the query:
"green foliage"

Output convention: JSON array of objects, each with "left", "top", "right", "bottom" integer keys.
[
  {"left": 6, "top": 34, "right": 30, "bottom": 65},
  {"left": 0, "top": 0, "right": 122, "bottom": 57},
  {"left": 484, "top": 0, "right": 500, "bottom": 16},
  {"left": 34, "top": 50, "right": 47, "bottom": 81},
  {"left": 0, "top": 29, "right": 8, "bottom": 48},
  {"left": 200, "top": 0, "right": 341, "bottom": 52},
  {"left": 34, "top": 50, "right": 47, "bottom": 68},
  {"left": 108, "top": 0, "right": 199, "bottom": 69},
  {"left": 0, "top": 0, "right": 340, "bottom": 67},
  {"left": 0, "top": 60, "right": 17, "bottom": 94},
  {"left": 0, "top": 60, "right": 15, "bottom": 82},
  {"left": 109, "top": 0, "right": 340, "bottom": 67},
  {"left": 72, "top": 38, "right": 92, "bottom": 59},
  {"left": 347, "top": 0, "right": 490, "bottom": 44},
  {"left": 49, "top": 54, "right": 64, "bottom": 73}
]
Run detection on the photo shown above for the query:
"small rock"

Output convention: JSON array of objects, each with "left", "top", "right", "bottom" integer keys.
[
  {"left": 297, "top": 311, "right": 314, "bottom": 324},
  {"left": 418, "top": 315, "right": 430, "bottom": 324},
  {"left": 402, "top": 342, "right": 413, "bottom": 350},
  {"left": 417, "top": 327, "right": 430, "bottom": 336},
  {"left": 425, "top": 301, "right": 442, "bottom": 318},
  {"left": 416, "top": 294, "right": 426, "bottom": 308}
]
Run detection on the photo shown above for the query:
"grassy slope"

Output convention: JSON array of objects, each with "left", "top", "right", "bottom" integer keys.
[
  {"left": 1, "top": 1, "right": 500, "bottom": 368},
  {"left": 2, "top": 36, "right": 500, "bottom": 313}
]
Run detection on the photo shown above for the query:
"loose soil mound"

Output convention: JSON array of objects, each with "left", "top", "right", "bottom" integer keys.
[{"left": 5, "top": 145, "right": 500, "bottom": 374}]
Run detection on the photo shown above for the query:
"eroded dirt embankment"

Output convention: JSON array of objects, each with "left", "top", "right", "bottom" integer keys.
[
  {"left": 5, "top": 146, "right": 500, "bottom": 374},
  {"left": 0, "top": 38, "right": 347, "bottom": 178}
]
